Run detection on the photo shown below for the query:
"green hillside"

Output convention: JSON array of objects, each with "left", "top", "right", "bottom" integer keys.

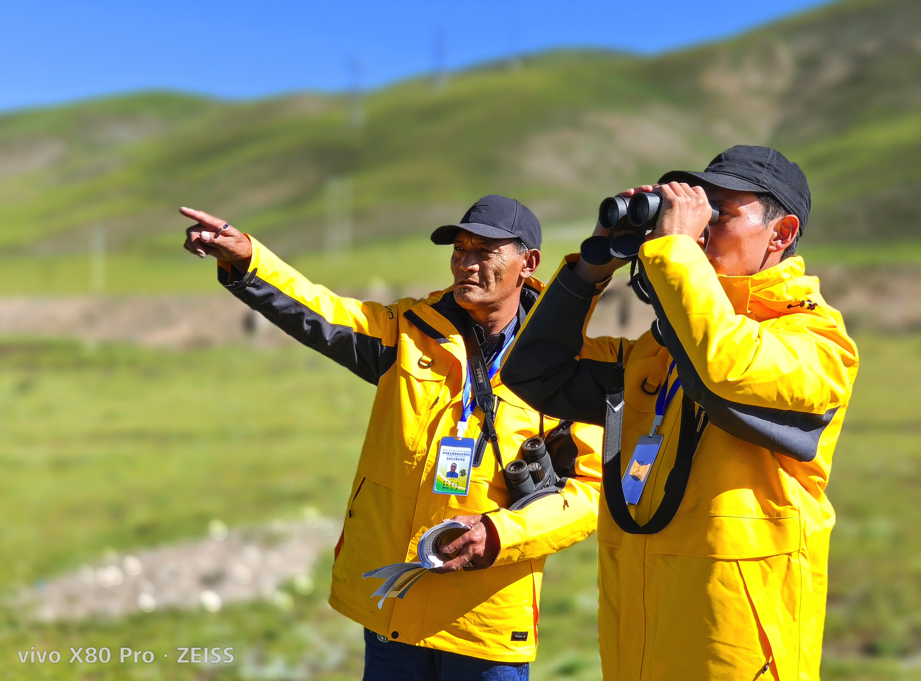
[{"left": 0, "top": 0, "right": 918, "bottom": 282}]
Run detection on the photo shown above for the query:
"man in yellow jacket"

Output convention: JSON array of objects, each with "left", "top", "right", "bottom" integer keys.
[
  {"left": 181, "top": 195, "right": 603, "bottom": 680},
  {"left": 503, "top": 146, "right": 859, "bottom": 680}
]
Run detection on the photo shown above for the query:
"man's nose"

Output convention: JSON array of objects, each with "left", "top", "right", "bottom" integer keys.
[{"left": 460, "top": 254, "right": 480, "bottom": 271}]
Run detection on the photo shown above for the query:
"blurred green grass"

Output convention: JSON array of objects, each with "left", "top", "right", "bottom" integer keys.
[{"left": 0, "top": 330, "right": 919, "bottom": 678}]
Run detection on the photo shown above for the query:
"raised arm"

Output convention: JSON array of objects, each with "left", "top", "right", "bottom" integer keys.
[
  {"left": 640, "top": 235, "right": 857, "bottom": 461},
  {"left": 502, "top": 257, "right": 635, "bottom": 426},
  {"left": 181, "top": 207, "right": 398, "bottom": 385}
]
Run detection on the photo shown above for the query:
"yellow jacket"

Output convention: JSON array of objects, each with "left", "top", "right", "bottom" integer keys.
[
  {"left": 503, "top": 235, "right": 859, "bottom": 680},
  {"left": 218, "top": 236, "right": 603, "bottom": 663}
]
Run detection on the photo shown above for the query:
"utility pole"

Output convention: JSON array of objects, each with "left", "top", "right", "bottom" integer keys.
[
  {"left": 434, "top": 27, "right": 448, "bottom": 90},
  {"left": 349, "top": 56, "right": 364, "bottom": 129},
  {"left": 508, "top": 0, "right": 522, "bottom": 71}
]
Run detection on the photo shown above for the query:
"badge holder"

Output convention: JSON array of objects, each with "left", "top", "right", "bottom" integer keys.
[
  {"left": 432, "top": 324, "right": 515, "bottom": 497},
  {"left": 622, "top": 362, "right": 680, "bottom": 506},
  {"left": 432, "top": 420, "right": 475, "bottom": 496}
]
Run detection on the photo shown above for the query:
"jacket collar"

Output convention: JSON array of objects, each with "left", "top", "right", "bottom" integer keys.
[
  {"left": 716, "top": 256, "right": 820, "bottom": 316},
  {"left": 406, "top": 278, "right": 544, "bottom": 344}
]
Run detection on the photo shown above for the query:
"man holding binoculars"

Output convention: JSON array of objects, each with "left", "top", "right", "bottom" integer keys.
[
  {"left": 181, "top": 195, "right": 604, "bottom": 680},
  {"left": 503, "top": 146, "right": 859, "bottom": 680}
]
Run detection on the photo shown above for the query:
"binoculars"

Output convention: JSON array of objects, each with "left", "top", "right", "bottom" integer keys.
[
  {"left": 582, "top": 192, "right": 719, "bottom": 263},
  {"left": 504, "top": 436, "right": 558, "bottom": 501}
]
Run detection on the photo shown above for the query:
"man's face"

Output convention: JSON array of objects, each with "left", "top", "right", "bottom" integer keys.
[
  {"left": 450, "top": 464, "right": 457, "bottom": 471},
  {"left": 699, "top": 186, "right": 779, "bottom": 277},
  {"left": 451, "top": 230, "right": 531, "bottom": 311}
]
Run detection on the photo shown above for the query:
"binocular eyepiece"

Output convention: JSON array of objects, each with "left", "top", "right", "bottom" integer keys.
[
  {"left": 503, "top": 436, "right": 559, "bottom": 502},
  {"left": 583, "top": 192, "right": 719, "bottom": 264}
]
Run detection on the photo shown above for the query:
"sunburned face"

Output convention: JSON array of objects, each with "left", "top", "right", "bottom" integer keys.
[
  {"left": 698, "top": 186, "right": 798, "bottom": 277},
  {"left": 451, "top": 230, "right": 536, "bottom": 314}
]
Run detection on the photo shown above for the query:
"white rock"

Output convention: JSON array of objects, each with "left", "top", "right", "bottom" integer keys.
[{"left": 200, "top": 590, "right": 222, "bottom": 612}]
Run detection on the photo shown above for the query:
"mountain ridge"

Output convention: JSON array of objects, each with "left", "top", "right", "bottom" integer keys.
[{"left": 1, "top": 0, "right": 918, "bottom": 261}]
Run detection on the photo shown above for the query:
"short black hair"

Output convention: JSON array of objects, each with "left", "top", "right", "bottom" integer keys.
[{"left": 758, "top": 194, "right": 799, "bottom": 260}]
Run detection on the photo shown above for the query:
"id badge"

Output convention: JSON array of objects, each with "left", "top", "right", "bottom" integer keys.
[
  {"left": 433, "top": 437, "right": 475, "bottom": 496},
  {"left": 622, "top": 434, "right": 664, "bottom": 505}
]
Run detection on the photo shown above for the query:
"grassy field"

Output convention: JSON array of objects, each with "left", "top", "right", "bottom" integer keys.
[{"left": 0, "top": 329, "right": 919, "bottom": 680}]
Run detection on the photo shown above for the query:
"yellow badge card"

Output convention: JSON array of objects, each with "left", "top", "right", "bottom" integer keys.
[
  {"left": 622, "top": 434, "right": 663, "bottom": 505},
  {"left": 433, "top": 438, "right": 474, "bottom": 496},
  {"left": 628, "top": 459, "right": 652, "bottom": 483}
]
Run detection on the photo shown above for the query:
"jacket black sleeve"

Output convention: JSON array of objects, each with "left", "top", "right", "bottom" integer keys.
[{"left": 502, "top": 259, "right": 631, "bottom": 426}]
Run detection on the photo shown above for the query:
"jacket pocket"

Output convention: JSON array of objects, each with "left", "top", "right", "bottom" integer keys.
[
  {"left": 738, "top": 553, "right": 808, "bottom": 681},
  {"left": 332, "top": 477, "right": 415, "bottom": 589},
  {"left": 334, "top": 476, "right": 367, "bottom": 562},
  {"left": 395, "top": 337, "right": 447, "bottom": 455}
]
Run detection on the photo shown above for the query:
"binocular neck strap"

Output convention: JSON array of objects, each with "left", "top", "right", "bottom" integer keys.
[
  {"left": 461, "top": 320, "right": 505, "bottom": 471},
  {"left": 602, "top": 341, "right": 697, "bottom": 535}
]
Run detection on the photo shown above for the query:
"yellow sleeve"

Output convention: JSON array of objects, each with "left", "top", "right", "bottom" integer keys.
[
  {"left": 218, "top": 236, "right": 400, "bottom": 384},
  {"left": 639, "top": 235, "right": 858, "bottom": 461},
  {"left": 487, "top": 421, "right": 602, "bottom": 565}
]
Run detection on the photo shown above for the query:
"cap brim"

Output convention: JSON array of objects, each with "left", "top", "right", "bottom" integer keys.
[
  {"left": 430, "top": 222, "right": 521, "bottom": 245},
  {"left": 658, "top": 170, "right": 767, "bottom": 194}
]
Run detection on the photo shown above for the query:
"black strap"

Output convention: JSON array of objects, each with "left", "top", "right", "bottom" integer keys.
[
  {"left": 461, "top": 321, "right": 505, "bottom": 470},
  {"left": 602, "top": 342, "right": 700, "bottom": 534},
  {"left": 508, "top": 483, "right": 563, "bottom": 511}
]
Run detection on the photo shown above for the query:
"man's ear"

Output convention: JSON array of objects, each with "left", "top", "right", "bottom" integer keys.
[
  {"left": 520, "top": 249, "right": 541, "bottom": 280},
  {"left": 769, "top": 215, "right": 799, "bottom": 252}
]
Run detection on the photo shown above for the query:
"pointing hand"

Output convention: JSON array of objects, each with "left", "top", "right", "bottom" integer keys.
[{"left": 181, "top": 207, "right": 252, "bottom": 263}]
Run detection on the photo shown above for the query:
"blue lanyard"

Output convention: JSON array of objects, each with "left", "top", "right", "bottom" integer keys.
[
  {"left": 650, "top": 361, "right": 681, "bottom": 436},
  {"left": 458, "top": 333, "right": 516, "bottom": 435}
]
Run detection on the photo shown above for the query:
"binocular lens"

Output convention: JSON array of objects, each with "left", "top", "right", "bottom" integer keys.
[
  {"left": 598, "top": 196, "right": 629, "bottom": 231},
  {"left": 521, "top": 436, "right": 546, "bottom": 460},
  {"left": 505, "top": 459, "right": 537, "bottom": 497},
  {"left": 506, "top": 459, "right": 529, "bottom": 478},
  {"left": 627, "top": 192, "right": 661, "bottom": 228},
  {"left": 519, "top": 435, "right": 557, "bottom": 486}
]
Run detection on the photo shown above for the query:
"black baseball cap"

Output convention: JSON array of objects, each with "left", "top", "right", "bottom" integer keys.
[
  {"left": 431, "top": 194, "right": 542, "bottom": 250},
  {"left": 658, "top": 145, "right": 811, "bottom": 231}
]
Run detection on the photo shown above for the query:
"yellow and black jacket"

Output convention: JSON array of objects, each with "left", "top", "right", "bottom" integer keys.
[
  {"left": 218, "top": 236, "right": 603, "bottom": 663},
  {"left": 503, "top": 235, "right": 859, "bottom": 680}
]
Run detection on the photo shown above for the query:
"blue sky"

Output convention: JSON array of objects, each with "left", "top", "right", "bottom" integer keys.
[{"left": 3, "top": 0, "right": 835, "bottom": 113}]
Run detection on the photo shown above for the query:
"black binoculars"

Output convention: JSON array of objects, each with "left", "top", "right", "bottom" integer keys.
[
  {"left": 582, "top": 192, "right": 719, "bottom": 263},
  {"left": 504, "top": 436, "right": 558, "bottom": 501}
]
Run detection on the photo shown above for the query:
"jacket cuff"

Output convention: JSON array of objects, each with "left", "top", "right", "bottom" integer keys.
[
  {"left": 556, "top": 255, "right": 610, "bottom": 300},
  {"left": 483, "top": 508, "right": 531, "bottom": 566},
  {"left": 638, "top": 234, "right": 707, "bottom": 276},
  {"left": 217, "top": 235, "right": 259, "bottom": 291}
]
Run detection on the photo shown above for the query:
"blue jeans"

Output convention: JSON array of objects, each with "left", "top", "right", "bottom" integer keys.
[{"left": 363, "top": 629, "right": 529, "bottom": 681}]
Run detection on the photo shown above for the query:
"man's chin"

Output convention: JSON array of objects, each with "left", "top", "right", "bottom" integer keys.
[{"left": 453, "top": 286, "right": 479, "bottom": 306}]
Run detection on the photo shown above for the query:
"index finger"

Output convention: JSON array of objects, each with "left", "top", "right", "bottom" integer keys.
[
  {"left": 179, "top": 206, "right": 225, "bottom": 229},
  {"left": 617, "top": 185, "right": 656, "bottom": 198}
]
